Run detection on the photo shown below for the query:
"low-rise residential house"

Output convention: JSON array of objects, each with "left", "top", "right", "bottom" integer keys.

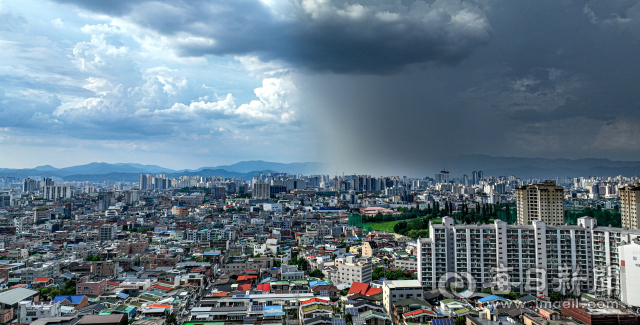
[
  {"left": 76, "top": 279, "right": 107, "bottom": 297},
  {"left": 18, "top": 301, "right": 61, "bottom": 324},
  {"left": 52, "top": 295, "right": 89, "bottom": 310}
]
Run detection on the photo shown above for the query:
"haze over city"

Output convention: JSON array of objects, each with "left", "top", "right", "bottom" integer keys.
[{"left": 2, "top": 0, "right": 640, "bottom": 175}]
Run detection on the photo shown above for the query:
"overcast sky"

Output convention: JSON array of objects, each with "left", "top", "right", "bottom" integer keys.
[{"left": 1, "top": 0, "right": 640, "bottom": 175}]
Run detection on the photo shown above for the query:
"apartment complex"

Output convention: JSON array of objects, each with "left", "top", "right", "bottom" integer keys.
[
  {"left": 516, "top": 180, "right": 564, "bottom": 225},
  {"left": 417, "top": 216, "right": 640, "bottom": 299},
  {"left": 253, "top": 183, "right": 271, "bottom": 199},
  {"left": 620, "top": 183, "right": 640, "bottom": 229},
  {"left": 418, "top": 216, "right": 594, "bottom": 296},
  {"left": 43, "top": 186, "right": 72, "bottom": 200}
]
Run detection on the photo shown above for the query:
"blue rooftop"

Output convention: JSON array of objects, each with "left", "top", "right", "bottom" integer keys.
[
  {"left": 264, "top": 305, "right": 285, "bottom": 316},
  {"left": 477, "top": 295, "right": 508, "bottom": 303},
  {"left": 309, "top": 281, "right": 328, "bottom": 287},
  {"left": 53, "top": 295, "right": 86, "bottom": 304}
]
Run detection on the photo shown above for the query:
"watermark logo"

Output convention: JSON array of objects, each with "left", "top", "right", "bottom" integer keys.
[{"left": 437, "top": 264, "right": 590, "bottom": 297}]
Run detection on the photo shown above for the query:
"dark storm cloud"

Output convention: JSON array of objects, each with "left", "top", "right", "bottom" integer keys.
[
  {"left": 44, "top": 0, "right": 640, "bottom": 175},
  {"left": 298, "top": 0, "right": 640, "bottom": 175},
  {"left": 50, "top": 0, "right": 493, "bottom": 74}
]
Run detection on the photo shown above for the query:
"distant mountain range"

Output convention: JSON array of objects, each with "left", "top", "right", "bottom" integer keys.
[
  {"left": 192, "top": 161, "right": 324, "bottom": 175},
  {"left": 0, "top": 160, "right": 324, "bottom": 182},
  {"left": 1, "top": 156, "right": 640, "bottom": 182},
  {"left": 444, "top": 155, "right": 640, "bottom": 178}
]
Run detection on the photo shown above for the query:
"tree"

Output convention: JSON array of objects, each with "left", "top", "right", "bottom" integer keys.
[
  {"left": 340, "top": 289, "right": 349, "bottom": 296},
  {"left": 549, "top": 292, "right": 562, "bottom": 302},
  {"left": 455, "top": 317, "right": 465, "bottom": 325},
  {"left": 166, "top": 312, "right": 178, "bottom": 325},
  {"left": 86, "top": 254, "right": 100, "bottom": 262},
  {"left": 309, "top": 269, "right": 324, "bottom": 278},
  {"left": 345, "top": 313, "right": 353, "bottom": 324}
]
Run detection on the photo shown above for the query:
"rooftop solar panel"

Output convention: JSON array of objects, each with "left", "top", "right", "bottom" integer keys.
[
  {"left": 433, "top": 318, "right": 454, "bottom": 325},
  {"left": 332, "top": 319, "right": 346, "bottom": 325},
  {"left": 345, "top": 308, "right": 359, "bottom": 315},
  {"left": 251, "top": 305, "right": 264, "bottom": 311},
  {"left": 353, "top": 316, "right": 366, "bottom": 325}
]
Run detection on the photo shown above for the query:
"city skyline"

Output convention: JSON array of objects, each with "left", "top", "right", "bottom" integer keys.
[{"left": 2, "top": 1, "right": 640, "bottom": 175}]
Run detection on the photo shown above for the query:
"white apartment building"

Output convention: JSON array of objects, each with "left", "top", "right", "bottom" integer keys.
[
  {"left": 253, "top": 183, "right": 270, "bottom": 199},
  {"left": 620, "top": 240, "right": 640, "bottom": 307},
  {"left": 392, "top": 258, "right": 418, "bottom": 271},
  {"left": 591, "top": 225, "right": 640, "bottom": 298},
  {"left": 185, "top": 229, "right": 217, "bottom": 242},
  {"left": 18, "top": 301, "right": 61, "bottom": 324},
  {"left": 418, "top": 216, "right": 640, "bottom": 299},
  {"left": 516, "top": 180, "right": 565, "bottom": 225},
  {"left": 418, "top": 216, "right": 594, "bottom": 296},
  {"left": 382, "top": 280, "right": 423, "bottom": 313},
  {"left": 331, "top": 256, "right": 372, "bottom": 285},
  {"left": 20, "top": 263, "right": 59, "bottom": 284},
  {"left": 43, "top": 186, "right": 72, "bottom": 200}
]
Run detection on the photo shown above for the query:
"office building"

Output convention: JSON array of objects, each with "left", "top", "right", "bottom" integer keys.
[
  {"left": 33, "top": 207, "right": 51, "bottom": 223},
  {"left": 620, "top": 183, "right": 640, "bottom": 229},
  {"left": 435, "top": 170, "right": 450, "bottom": 184},
  {"left": 97, "top": 192, "right": 113, "bottom": 211},
  {"left": 516, "top": 180, "right": 564, "bottom": 225},
  {"left": 0, "top": 194, "right": 10, "bottom": 207},
  {"left": 99, "top": 224, "right": 117, "bottom": 241}
]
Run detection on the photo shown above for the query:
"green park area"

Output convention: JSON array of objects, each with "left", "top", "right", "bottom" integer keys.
[{"left": 365, "top": 220, "right": 403, "bottom": 232}]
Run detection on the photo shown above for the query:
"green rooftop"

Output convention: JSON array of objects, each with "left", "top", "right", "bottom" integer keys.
[
  {"left": 360, "top": 310, "right": 391, "bottom": 319},
  {"left": 302, "top": 305, "right": 332, "bottom": 313}
]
